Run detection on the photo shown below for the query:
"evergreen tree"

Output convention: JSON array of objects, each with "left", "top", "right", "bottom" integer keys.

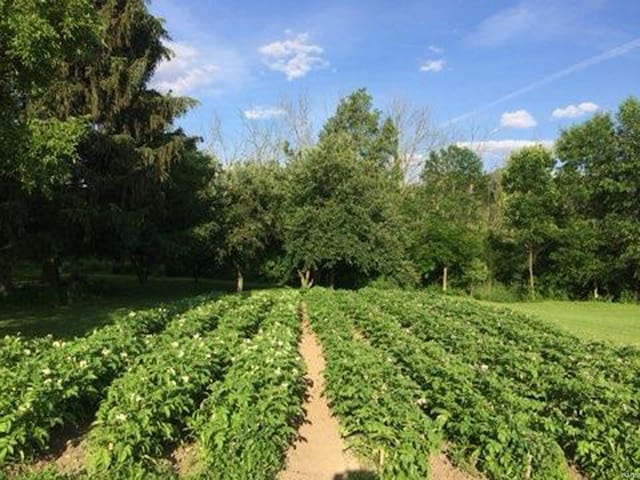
[{"left": 33, "top": 0, "right": 198, "bottom": 283}]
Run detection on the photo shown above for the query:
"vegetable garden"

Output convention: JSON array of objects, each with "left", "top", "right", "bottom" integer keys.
[{"left": 1, "top": 288, "right": 638, "bottom": 479}]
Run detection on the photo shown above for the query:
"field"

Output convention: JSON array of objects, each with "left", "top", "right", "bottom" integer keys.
[
  {"left": 485, "top": 301, "right": 640, "bottom": 347},
  {"left": 1, "top": 288, "right": 639, "bottom": 479}
]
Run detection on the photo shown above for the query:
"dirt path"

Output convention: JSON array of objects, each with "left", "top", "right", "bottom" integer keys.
[{"left": 278, "top": 317, "right": 365, "bottom": 480}]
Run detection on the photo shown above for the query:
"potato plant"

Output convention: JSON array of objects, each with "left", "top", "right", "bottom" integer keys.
[
  {"left": 0, "top": 299, "right": 200, "bottom": 464},
  {"left": 85, "top": 292, "right": 275, "bottom": 477},
  {"left": 305, "top": 288, "right": 443, "bottom": 479},
  {"left": 188, "top": 292, "right": 305, "bottom": 479},
  {"left": 336, "top": 290, "right": 569, "bottom": 480},
  {"left": 0, "top": 335, "right": 54, "bottom": 372},
  {"left": 359, "top": 289, "right": 640, "bottom": 479}
]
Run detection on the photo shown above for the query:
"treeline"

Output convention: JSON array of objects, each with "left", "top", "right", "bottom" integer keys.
[{"left": 1, "top": 1, "right": 638, "bottom": 301}]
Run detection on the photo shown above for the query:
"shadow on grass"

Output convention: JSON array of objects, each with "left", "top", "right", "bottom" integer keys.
[{"left": 0, "top": 274, "right": 276, "bottom": 339}]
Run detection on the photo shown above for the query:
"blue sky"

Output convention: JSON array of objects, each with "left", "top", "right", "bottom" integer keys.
[{"left": 148, "top": 0, "right": 640, "bottom": 168}]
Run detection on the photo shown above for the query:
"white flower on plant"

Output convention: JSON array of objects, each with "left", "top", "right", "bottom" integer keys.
[
  {"left": 480, "top": 364, "right": 489, "bottom": 372},
  {"left": 130, "top": 393, "right": 143, "bottom": 403},
  {"left": 171, "top": 341, "right": 179, "bottom": 348},
  {"left": 193, "top": 333, "right": 200, "bottom": 340},
  {"left": 177, "top": 350, "right": 184, "bottom": 358},
  {"left": 44, "top": 378, "right": 52, "bottom": 385},
  {"left": 53, "top": 340, "right": 63, "bottom": 348},
  {"left": 181, "top": 375, "right": 190, "bottom": 383},
  {"left": 128, "top": 311, "right": 136, "bottom": 317},
  {"left": 416, "top": 398, "right": 427, "bottom": 406},
  {"left": 115, "top": 413, "right": 127, "bottom": 422},
  {"left": 23, "top": 349, "right": 31, "bottom": 355},
  {"left": 79, "top": 360, "right": 88, "bottom": 368},
  {"left": 42, "top": 368, "right": 52, "bottom": 376},
  {"left": 101, "top": 348, "right": 111, "bottom": 357},
  {"left": 120, "top": 352, "right": 128, "bottom": 359}
]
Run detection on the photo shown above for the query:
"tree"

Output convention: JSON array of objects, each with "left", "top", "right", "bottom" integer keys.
[
  {"left": 502, "top": 146, "right": 557, "bottom": 298},
  {"left": 407, "top": 145, "right": 487, "bottom": 291},
  {"left": 386, "top": 98, "right": 449, "bottom": 185},
  {"left": 221, "top": 161, "right": 285, "bottom": 292},
  {"left": 614, "top": 98, "right": 640, "bottom": 298},
  {"left": 32, "top": 0, "right": 198, "bottom": 284},
  {"left": 0, "top": 0, "right": 98, "bottom": 294},
  {"left": 554, "top": 98, "right": 640, "bottom": 299},
  {"left": 161, "top": 144, "right": 223, "bottom": 283},
  {"left": 284, "top": 89, "right": 411, "bottom": 288}
]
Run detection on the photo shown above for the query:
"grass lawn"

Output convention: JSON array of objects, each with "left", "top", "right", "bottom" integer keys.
[
  {"left": 0, "top": 274, "right": 248, "bottom": 339},
  {"left": 486, "top": 300, "right": 640, "bottom": 347}
]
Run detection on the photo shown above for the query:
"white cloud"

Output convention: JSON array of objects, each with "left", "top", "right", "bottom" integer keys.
[
  {"left": 259, "top": 32, "right": 328, "bottom": 80},
  {"left": 459, "top": 139, "right": 554, "bottom": 167},
  {"left": 420, "top": 59, "right": 445, "bottom": 72},
  {"left": 468, "top": 3, "right": 540, "bottom": 47},
  {"left": 552, "top": 102, "right": 599, "bottom": 119},
  {"left": 500, "top": 109, "right": 537, "bottom": 128},
  {"left": 151, "top": 41, "right": 220, "bottom": 95},
  {"left": 243, "top": 106, "right": 286, "bottom": 120},
  {"left": 428, "top": 45, "right": 444, "bottom": 54}
]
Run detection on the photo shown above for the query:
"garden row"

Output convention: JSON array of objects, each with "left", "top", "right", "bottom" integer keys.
[
  {"left": 359, "top": 289, "right": 640, "bottom": 479},
  {"left": 0, "top": 295, "right": 209, "bottom": 464},
  {"left": 305, "top": 288, "right": 640, "bottom": 480},
  {"left": 305, "top": 289, "right": 443, "bottom": 479},
  {"left": 1, "top": 290, "right": 306, "bottom": 480}
]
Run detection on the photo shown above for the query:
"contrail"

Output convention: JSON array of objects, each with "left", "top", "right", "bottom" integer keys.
[{"left": 446, "top": 37, "right": 640, "bottom": 125}]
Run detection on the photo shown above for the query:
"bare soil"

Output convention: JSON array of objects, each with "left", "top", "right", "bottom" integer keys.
[
  {"left": 170, "top": 441, "right": 199, "bottom": 477},
  {"left": 30, "top": 421, "right": 89, "bottom": 476},
  {"left": 430, "top": 451, "right": 481, "bottom": 480},
  {"left": 278, "top": 314, "right": 370, "bottom": 480}
]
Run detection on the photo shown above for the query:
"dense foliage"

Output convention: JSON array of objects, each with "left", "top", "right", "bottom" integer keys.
[{"left": 1, "top": 0, "right": 638, "bottom": 301}]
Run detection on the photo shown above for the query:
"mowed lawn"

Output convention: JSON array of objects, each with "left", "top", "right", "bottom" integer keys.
[
  {"left": 0, "top": 275, "right": 235, "bottom": 339},
  {"left": 489, "top": 300, "right": 640, "bottom": 347}
]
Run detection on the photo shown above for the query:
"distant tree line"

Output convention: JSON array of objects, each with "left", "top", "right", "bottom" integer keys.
[{"left": 1, "top": 0, "right": 638, "bottom": 301}]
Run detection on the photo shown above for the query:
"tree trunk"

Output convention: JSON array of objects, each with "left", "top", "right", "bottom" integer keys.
[
  {"left": 442, "top": 266, "right": 448, "bottom": 293},
  {"left": 236, "top": 268, "right": 244, "bottom": 292},
  {"left": 593, "top": 281, "right": 599, "bottom": 300},
  {"left": 298, "top": 269, "right": 313, "bottom": 289},
  {"left": 131, "top": 254, "right": 149, "bottom": 284},
  {"left": 42, "top": 257, "right": 64, "bottom": 304},
  {"left": 0, "top": 264, "right": 12, "bottom": 297},
  {"left": 528, "top": 244, "right": 535, "bottom": 299}
]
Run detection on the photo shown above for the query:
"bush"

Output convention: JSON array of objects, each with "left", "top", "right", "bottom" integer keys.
[
  {"left": 619, "top": 289, "right": 639, "bottom": 304},
  {"left": 471, "top": 281, "right": 522, "bottom": 303}
]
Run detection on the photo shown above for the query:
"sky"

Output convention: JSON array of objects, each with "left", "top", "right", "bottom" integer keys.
[{"left": 148, "top": 0, "right": 640, "bottom": 169}]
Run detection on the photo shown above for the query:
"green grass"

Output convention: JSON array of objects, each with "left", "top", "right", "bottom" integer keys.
[
  {"left": 483, "top": 300, "right": 640, "bottom": 347},
  {"left": 0, "top": 275, "right": 244, "bottom": 340}
]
